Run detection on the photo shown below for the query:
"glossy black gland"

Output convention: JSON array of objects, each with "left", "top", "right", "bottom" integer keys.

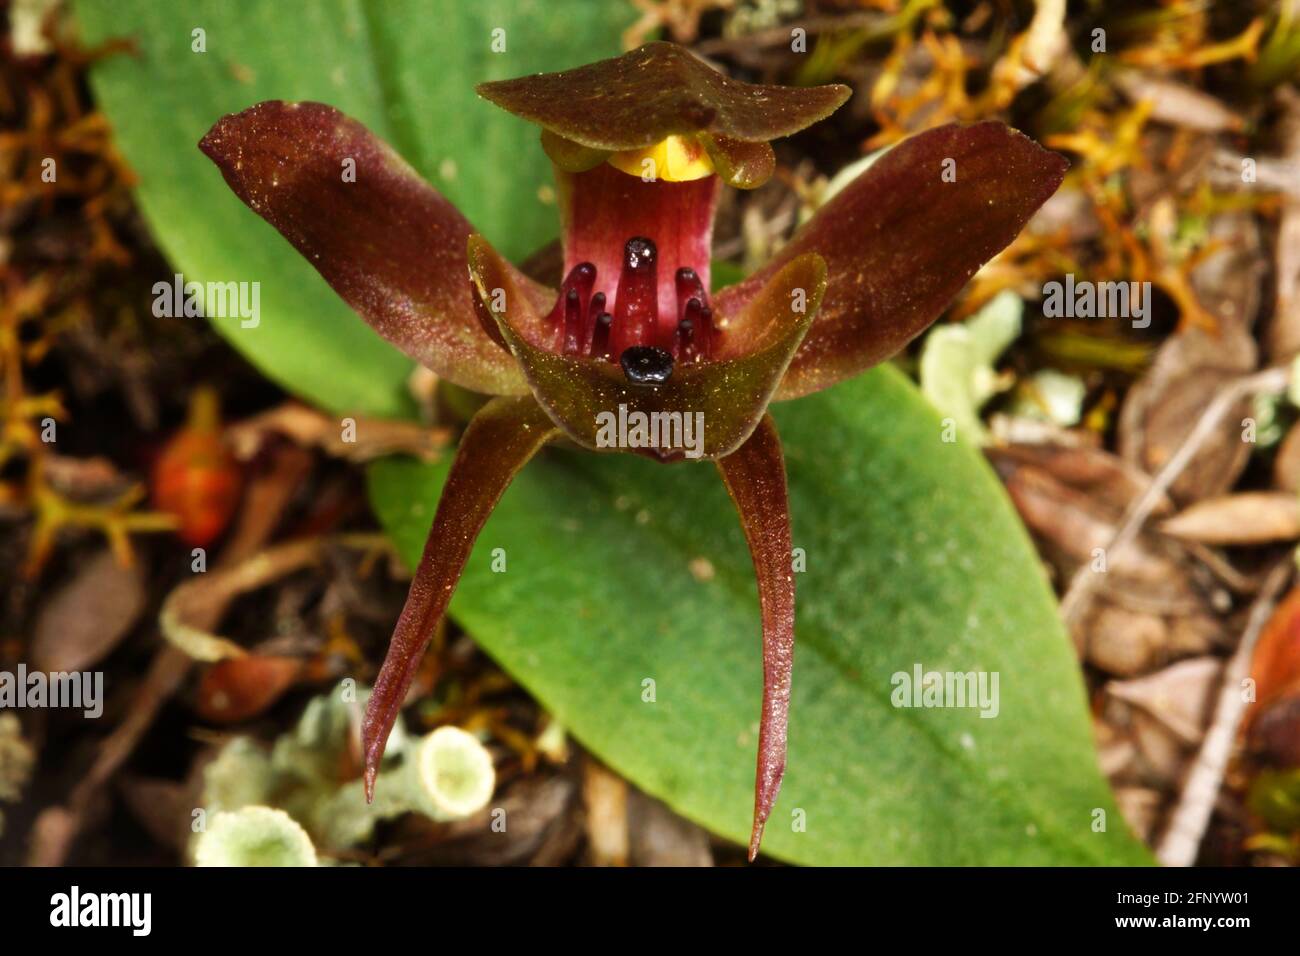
[{"left": 620, "top": 345, "right": 674, "bottom": 385}]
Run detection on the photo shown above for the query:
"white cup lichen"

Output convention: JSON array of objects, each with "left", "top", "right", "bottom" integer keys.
[
  {"left": 193, "top": 683, "right": 497, "bottom": 861},
  {"left": 195, "top": 806, "right": 318, "bottom": 867}
]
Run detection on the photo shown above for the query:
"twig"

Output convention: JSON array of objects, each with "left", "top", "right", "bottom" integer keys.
[
  {"left": 1155, "top": 560, "right": 1293, "bottom": 866},
  {"left": 1059, "top": 365, "right": 1291, "bottom": 627},
  {"left": 1181, "top": 540, "right": 1269, "bottom": 596},
  {"left": 159, "top": 533, "right": 391, "bottom": 662},
  {"left": 693, "top": 13, "right": 890, "bottom": 56}
]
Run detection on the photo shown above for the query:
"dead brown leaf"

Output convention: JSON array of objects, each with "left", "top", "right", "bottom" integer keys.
[
  {"left": 226, "top": 402, "right": 449, "bottom": 464},
  {"left": 1118, "top": 331, "right": 1256, "bottom": 504},
  {"left": 1108, "top": 656, "right": 1223, "bottom": 745},
  {"left": 29, "top": 547, "right": 146, "bottom": 672},
  {"left": 628, "top": 789, "right": 713, "bottom": 867},
  {"left": 1160, "top": 492, "right": 1300, "bottom": 546},
  {"left": 193, "top": 655, "right": 304, "bottom": 724},
  {"left": 582, "top": 758, "right": 629, "bottom": 867},
  {"left": 1274, "top": 421, "right": 1300, "bottom": 493},
  {"left": 1114, "top": 71, "right": 1243, "bottom": 134}
]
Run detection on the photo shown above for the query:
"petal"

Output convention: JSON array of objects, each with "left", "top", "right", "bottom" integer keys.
[
  {"left": 477, "top": 41, "right": 850, "bottom": 152},
  {"left": 714, "top": 122, "right": 1068, "bottom": 400},
  {"left": 468, "top": 234, "right": 825, "bottom": 461},
  {"left": 199, "top": 101, "right": 547, "bottom": 396},
  {"left": 699, "top": 133, "right": 776, "bottom": 190},
  {"left": 540, "top": 128, "right": 609, "bottom": 173},
  {"left": 361, "top": 396, "right": 559, "bottom": 797},
  {"left": 715, "top": 414, "right": 795, "bottom": 861}
]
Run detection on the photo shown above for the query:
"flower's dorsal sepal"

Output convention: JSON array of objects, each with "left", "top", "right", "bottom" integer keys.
[
  {"left": 468, "top": 234, "right": 825, "bottom": 461},
  {"left": 362, "top": 395, "right": 559, "bottom": 798},
  {"left": 477, "top": 41, "right": 850, "bottom": 154},
  {"left": 199, "top": 101, "right": 552, "bottom": 397},
  {"left": 715, "top": 414, "right": 795, "bottom": 861},
  {"left": 715, "top": 122, "right": 1068, "bottom": 401}
]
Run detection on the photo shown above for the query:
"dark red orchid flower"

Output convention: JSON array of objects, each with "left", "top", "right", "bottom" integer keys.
[{"left": 200, "top": 41, "right": 1066, "bottom": 860}]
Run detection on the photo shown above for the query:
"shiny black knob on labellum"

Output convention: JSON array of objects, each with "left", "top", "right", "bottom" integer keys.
[{"left": 620, "top": 345, "right": 674, "bottom": 385}]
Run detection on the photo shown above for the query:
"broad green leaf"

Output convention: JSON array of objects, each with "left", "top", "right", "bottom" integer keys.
[
  {"left": 75, "top": 0, "right": 634, "bottom": 417},
  {"left": 369, "top": 367, "right": 1152, "bottom": 866}
]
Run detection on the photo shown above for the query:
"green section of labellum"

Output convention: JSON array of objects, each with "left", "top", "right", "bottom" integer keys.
[{"left": 468, "top": 233, "right": 825, "bottom": 461}]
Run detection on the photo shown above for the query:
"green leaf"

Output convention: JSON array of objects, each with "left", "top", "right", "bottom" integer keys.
[
  {"left": 74, "top": 0, "right": 634, "bottom": 417},
  {"left": 369, "top": 367, "right": 1152, "bottom": 865}
]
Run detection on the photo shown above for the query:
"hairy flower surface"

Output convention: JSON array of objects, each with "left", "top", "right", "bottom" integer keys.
[{"left": 200, "top": 41, "right": 1066, "bottom": 860}]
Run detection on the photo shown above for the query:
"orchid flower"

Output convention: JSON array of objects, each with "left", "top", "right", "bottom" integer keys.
[{"left": 199, "top": 42, "right": 1066, "bottom": 860}]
